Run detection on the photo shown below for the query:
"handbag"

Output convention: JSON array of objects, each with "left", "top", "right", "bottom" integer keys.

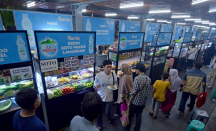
[
  {"left": 120, "top": 100, "right": 127, "bottom": 114},
  {"left": 120, "top": 108, "right": 130, "bottom": 127},
  {"left": 196, "top": 92, "right": 208, "bottom": 108}
]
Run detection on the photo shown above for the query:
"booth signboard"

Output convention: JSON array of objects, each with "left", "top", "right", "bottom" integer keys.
[
  {"left": 182, "top": 26, "right": 191, "bottom": 37},
  {"left": 195, "top": 33, "right": 202, "bottom": 41},
  {"left": 183, "top": 32, "right": 193, "bottom": 42},
  {"left": 157, "top": 32, "right": 172, "bottom": 46},
  {"left": 144, "top": 23, "right": 160, "bottom": 42},
  {"left": 119, "top": 20, "right": 141, "bottom": 32},
  {"left": 0, "top": 32, "right": 31, "bottom": 65},
  {"left": 35, "top": 32, "right": 95, "bottom": 60},
  {"left": 173, "top": 25, "right": 183, "bottom": 40},
  {"left": 203, "top": 33, "right": 209, "bottom": 41},
  {"left": 119, "top": 32, "right": 144, "bottom": 51},
  {"left": 83, "top": 17, "right": 115, "bottom": 45},
  {"left": 14, "top": 11, "right": 73, "bottom": 50},
  {"left": 192, "top": 26, "right": 198, "bottom": 36},
  {"left": 161, "top": 24, "right": 172, "bottom": 32}
]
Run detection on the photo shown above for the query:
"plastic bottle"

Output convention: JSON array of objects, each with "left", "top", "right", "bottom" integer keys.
[
  {"left": 86, "top": 19, "right": 92, "bottom": 31},
  {"left": 121, "top": 22, "right": 125, "bottom": 32},
  {"left": 21, "top": 14, "right": 35, "bottom": 47},
  {"left": 140, "top": 35, "right": 143, "bottom": 47},
  {"left": 89, "top": 35, "right": 93, "bottom": 53},
  {"left": 17, "top": 35, "right": 28, "bottom": 60}
]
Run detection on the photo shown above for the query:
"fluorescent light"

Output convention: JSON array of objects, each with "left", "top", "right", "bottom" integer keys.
[
  {"left": 171, "top": 15, "right": 190, "bottom": 18},
  {"left": 157, "top": 20, "right": 167, "bottom": 23},
  {"left": 209, "top": 9, "right": 216, "bottom": 13},
  {"left": 149, "top": 10, "right": 171, "bottom": 14},
  {"left": 209, "top": 23, "right": 216, "bottom": 25},
  {"left": 192, "top": 0, "right": 209, "bottom": 5},
  {"left": 167, "top": 21, "right": 172, "bottom": 24},
  {"left": 120, "top": 3, "right": 144, "bottom": 8},
  {"left": 27, "top": 1, "right": 35, "bottom": 7},
  {"left": 193, "top": 25, "right": 201, "bottom": 26},
  {"left": 185, "top": 19, "right": 201, "bottom": 21},
  {"left": 210, "top": 24, "right": 216, "bottom": 26},
  {"left": 202, "top": 22, "right": 209, "bottom": 24},
  {"left": 105, "top": 13, "right": 117, "bottom": 16},
  {"left": 128, "top": 16, "right": 139, "bottom": 19},
  {"left": 195, "top": 20, "right": 209, "bottom": 23},
  {"left": 82, "top": 9, "right": 87, "bottom": 12},
  {"left": 146, "top": 19, "right": 155, "bottom": 21},
  {"left": 177, "top": 23, "right": 186, "bottom": 25}
]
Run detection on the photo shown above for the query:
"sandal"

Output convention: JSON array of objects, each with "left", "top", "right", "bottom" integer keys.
[{"left": 180, "top": 112, "right": 184, "bottom": 116}]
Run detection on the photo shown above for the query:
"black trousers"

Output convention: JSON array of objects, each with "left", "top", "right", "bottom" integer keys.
[
  {"left": 178, "top": 91, "right": 198, "bottom": 113},
  {"left": 126, "top": 103, "right": 145, "bottom": 131}
]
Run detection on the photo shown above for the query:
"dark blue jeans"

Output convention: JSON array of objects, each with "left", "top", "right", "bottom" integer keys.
[
  {"left": 97, "top": 102, "right": 112, "bottom": 127},
  {"left": 178, "top": 91, "right": 198, "bottom": 113}
]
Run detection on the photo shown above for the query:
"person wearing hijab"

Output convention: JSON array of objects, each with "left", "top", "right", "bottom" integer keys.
[
  {"left": 114, "top": 64, "right": 133, "bottom": 117},
  {"left": 207, "top": 64, "right": 216, "bottom": 88},
  {"left": 160, "top": 69, "right": 182, "bottom": 117},
  {"left": 203, "top": 43, "right": 215, "bottom": 66}
]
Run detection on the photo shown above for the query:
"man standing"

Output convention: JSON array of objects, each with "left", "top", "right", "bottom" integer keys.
[
  {"left": 94, "top": 60, "right": 117, "bottom": 130},
  {"left": 127, "top": 63, "right": 151, "bottom": 131},
  {"left": 185, "top": 43, "right": 198, "bottom": 69},
  {"left": 179, "top": 61, "right": 206, "bottom": 116},
  {"left": 13, "top": 88, "right": 47, "bottom": 131}
]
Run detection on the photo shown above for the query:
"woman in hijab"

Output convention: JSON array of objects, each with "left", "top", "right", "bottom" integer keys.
[
  {"left": 207, "top": 64, "right": 216, "bottom": 88},
  {"left": 203, "top": 43, "right": 215, "bottom": 65},
  {"left": 160, "top": 69, "right": 182, "bottom": 117},
  {"left": 114, "top": 64, "right": 133, "bottom": 117}
]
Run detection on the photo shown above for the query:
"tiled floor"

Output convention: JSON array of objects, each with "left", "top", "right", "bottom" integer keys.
[{"left": 66, "top": 66, "right": 216, "bottom": 131}]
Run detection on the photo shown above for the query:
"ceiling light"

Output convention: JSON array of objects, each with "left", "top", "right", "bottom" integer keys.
[
  {"left": 192, "top": 0, "right": 209, "bottom": 5},
  {"left": 128, "top": 16, "right": 139, "bottom": 19},
  {"left": 177, "top": 23, "right": 186, "bottom": 25},
  {"left": 27, "top": 1, "right": 35, "bottom": 7},
  {"left": 185, "top": 19, "right": 201, "bottom": 21},
  {"left": 157, "top": 20, "right": 167, "bottom": 23},
  {"left": 82, "top": 9, "right": 87, "bottom": 12},
  {"left": 210, "top": 24, "right": 216, "bottom": 26},
  {"left": 171, "top": 15, "right": 190, "bottom": 18},
  {"left": 105, "top": 13, "right": 117, "bottom": 16},
  {"left": 202, "top": 22, "right": 209, "bottom": 24},
  {"left": 195, "top": 20, "right": 209, "bottom": 23},
  {"left": 209, "top": 23, "right": 216, "bottom": 25},
  {"left": 193, "top": 25, "right": 201, "bottom": 26},
  {"left": 167, "top": 21, "right": 172, "bottom": 24},
  {"left": 209, "top": 9, "right": 216, "bottom": 13},
  {"left": 120, "top": 2, "right": 144, "bottom": 9},
  {"left": 149, "top": 10, "right": 171, "bottom": 14},
  {"left": 146, "top": 19, "right": 155, "bottom": 21}
]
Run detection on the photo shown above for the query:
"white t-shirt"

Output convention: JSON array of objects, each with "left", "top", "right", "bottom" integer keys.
[{"left": 188, "top": 48, "right": 198, "bottom": 60}]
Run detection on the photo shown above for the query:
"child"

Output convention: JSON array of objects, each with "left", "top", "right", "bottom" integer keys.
[{"left": 149, "top": 72, "right": 171, "bottom": 119}]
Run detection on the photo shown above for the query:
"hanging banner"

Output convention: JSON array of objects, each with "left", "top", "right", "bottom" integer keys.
[
  {"left": 157, "top": 32, "right": 172, "bottom": 46},
  {"left": 203, "top": 33, "right": 209, "bottom": 41},
  {"left": 119, "top": 32, "right": 144, "bottom": 51},
  {"left": 0, "top": 31, "right": 31, "bottom": 65},
  {"left": 119, "top": 20, "right": 141, "bottom": 32},
  {"left": 192, "top": 26, "right": 198, "bottom": 36},
  {"left": 35, "top": 31, "right": 95, "bottom": 60},
  {"left": 195, "top": 33, "right": 202, "bottom": 41},
  {"left": 14, "top": 11, "right": 73, "bottom": 50},
  {"left": 161, "top": 24, "right": 172, "bottom": 32},
  {"left": 173, "top": 25, "right": 183, "bottom": 40},
  {"left": 83, "top": 17, "right": 115, "bottom": 46},
  {"left": 183, "top": 32, "right": 193, "bottom": 42},
  {"left": 144, "top": 23, "right": 160, "bottom": 42},
  {"left": 182, "top": 26, "right": 191, "bottom": 37},
  {"left": 210, "top": 33, "right": 215, "bottom": 40}
]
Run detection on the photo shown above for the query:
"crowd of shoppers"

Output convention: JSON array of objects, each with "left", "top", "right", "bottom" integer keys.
[{"left": 13, "top": 59, "right": 211, "bottom": 131}]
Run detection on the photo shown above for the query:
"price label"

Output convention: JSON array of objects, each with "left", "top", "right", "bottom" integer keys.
[
  {"left": 64, "top": 56, "right": 79, "bottom": 68},
  {"left": 83, "top": 54, "right": 95, "bottom": 65}
]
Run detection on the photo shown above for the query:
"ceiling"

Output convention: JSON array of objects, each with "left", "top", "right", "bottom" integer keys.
[{"left": 1, "top": 0, "right": 216, "bottom": 24}]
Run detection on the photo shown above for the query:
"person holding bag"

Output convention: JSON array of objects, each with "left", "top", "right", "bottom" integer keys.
[
  {"left": 114, "top": 64, "right": 133, "bottom": 117},
  {"left": 125, "top": 63, "right": 151, "bottom": 131},
  {"left": 94, "top": 60, "right": 117, "bottom": 130}
]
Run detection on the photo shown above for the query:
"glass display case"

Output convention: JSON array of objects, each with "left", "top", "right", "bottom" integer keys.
[
  {"left": 172, "top": 43, "right": 181, "bottom": 58},
  {"left": 179, "top": 43, "right": 190, "bottom": 58},
  {"left": 108, "top": 32, "right": 145, "bottom": 77},
  {"left": 0, "top": 31, "right": 37, "bottom": 115}
]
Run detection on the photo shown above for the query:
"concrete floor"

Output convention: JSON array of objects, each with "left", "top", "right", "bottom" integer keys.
[{"left": 97, "top": 66, "right": 216, "bottom": 131}]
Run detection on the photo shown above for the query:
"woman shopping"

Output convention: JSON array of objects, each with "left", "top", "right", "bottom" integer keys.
[
  {"left": 114, "top": 64, "right": 133, "bottom": 117},
  {"left": 160, "top": 69, "right": 182, "bottom": 117}
]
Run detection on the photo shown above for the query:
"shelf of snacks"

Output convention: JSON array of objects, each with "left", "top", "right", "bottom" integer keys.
[{"left": 0, "top": 31, "right": 38, "bottom": 114}]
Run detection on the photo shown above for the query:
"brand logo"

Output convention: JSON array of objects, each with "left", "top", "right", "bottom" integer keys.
[
  {"left": 132, "top": 35, "right": 137, "bottom": 38},
  {"left": 0, "top": 48, "right": 8, "bottom": 53},
  {"left": 67, "top": 36, "right": 80, "bottom": 40},
  {"left": 135, "top": 23, "right": 140, "bottom": 26},
  {"left": 120, "top": 36, "right": 127, "bottom": 49},
  {"left": 58, "top": 16, "right": 71, "bottom": 22},
  {"left": 40, "top": 39, "right": 57, "bottom": 57},
  {"left": 107, "top": 20, "right": 114, "bottom": 24}
]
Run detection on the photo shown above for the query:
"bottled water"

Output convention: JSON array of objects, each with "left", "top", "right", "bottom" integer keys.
[
  {"left": 140, "top": 35, "right": 143, "bottom": 47},
  {"left": 21, "top": 14, "right": 35, "bottom": 47},
  {"left": 16, "top": 35, "right": 28, "bottom": 60},
  {"left": 86, "top": 19, "right": 92, "bottom": 31},
  {"left": 121, "top": 22, "right": 125, "bottom": 32},
  {"left": 89, "top": 35, "right": 93, "bottom": 53}
]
